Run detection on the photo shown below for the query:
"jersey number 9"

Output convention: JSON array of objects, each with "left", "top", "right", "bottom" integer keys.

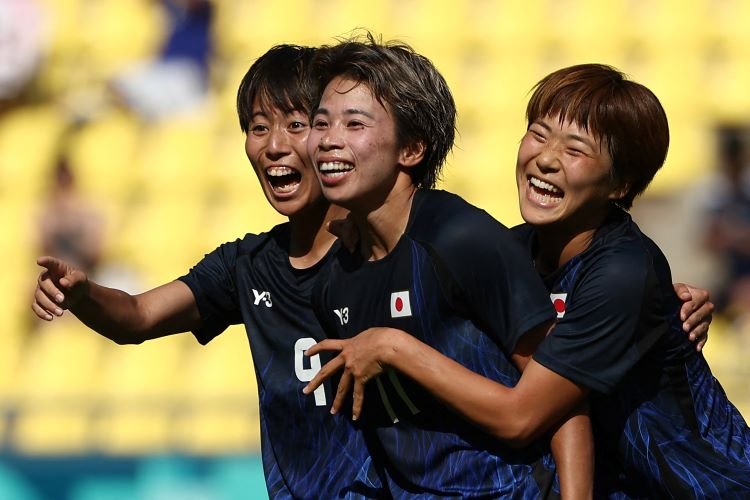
[{"left": 294, "top": 338, "right": 326, "bottom": 406}]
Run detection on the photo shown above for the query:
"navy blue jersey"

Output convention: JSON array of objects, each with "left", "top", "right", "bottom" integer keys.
[
  {"left": 313, "top": 190, "right": 559, "bottom": 498},
  {"left": 515, "top": 209, "right": 750, "bottom": 498},
  {"left": 179, "top": 224, "right": 383, "bottom": 499}
]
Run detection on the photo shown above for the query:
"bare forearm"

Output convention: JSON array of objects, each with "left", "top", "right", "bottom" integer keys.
[
  {"left": 381, "top": 329, "right": 579, "bottom": 445},
  {"left": 69, "top": 282, "right": 152, "bottom": 343},
  {"left": 550, "top": 404, "right": 594, "bottom": 500},
  {"left": 379, "top": 329, "right": 587, "bottom": 447},
  {"left": 70, "top": 281, "right": 199, "bottom": 344}
]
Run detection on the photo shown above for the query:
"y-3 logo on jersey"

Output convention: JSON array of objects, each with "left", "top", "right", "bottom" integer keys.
[
  {"left": 333, "top": 307, "right": 349, "bottom": 325},
  {"left": 252, "top": 289, "right": 272, "bottom": 307}
]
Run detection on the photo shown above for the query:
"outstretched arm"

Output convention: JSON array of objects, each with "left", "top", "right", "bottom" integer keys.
[{"left": 32, "top": 256, "right": 201, "bottom": 344}]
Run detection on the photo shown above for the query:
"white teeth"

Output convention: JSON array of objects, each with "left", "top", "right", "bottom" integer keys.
[
  {"left": 267, "top": 166, "right": 295, "bottom": 177},
  {"left": 319, "top": 161, "right": 353, "bottom": 173},
  {"left": 529, "top": 176, "right": 561, "bottom": 193},
  {"left": 274, "top": 182, "right": 298, "bottom": 193}
]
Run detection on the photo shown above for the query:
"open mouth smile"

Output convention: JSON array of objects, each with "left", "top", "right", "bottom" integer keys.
[
  {"left": 318, "top": 161, "right": 354, "bottom": 184},
  {"left": 266, "top": 166, "right": 302, "bottom": 194},
  {"left": 527, "top": 175, "right": 564, "bottom": 205}
]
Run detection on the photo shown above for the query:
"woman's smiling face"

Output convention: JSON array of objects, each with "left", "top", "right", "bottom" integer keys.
[
  {"left": 245, "top": 99, "right": 325, "bottom": 217},
  {"left": 516, "top": 114, "right": 624, "bottom": 229},
  {"left": 308, "top": 76, "right": 409, "bottom": 211}
]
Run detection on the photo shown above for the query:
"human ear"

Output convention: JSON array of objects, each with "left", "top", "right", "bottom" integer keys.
[
  {"left": 608, "top": 183, "right": 629, "bottom": 201},
  {"left": 398, "top": 140, "right": 426, "bottom": 168}
]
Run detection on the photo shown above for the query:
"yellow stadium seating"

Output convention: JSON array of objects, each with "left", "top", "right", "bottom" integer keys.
[
  {"left": 178, "top": 326, "right": 257, "bottom": 402},
  {"left": 12, "top": 407, "right": 92, "bottom": 454},
  {"left": 93, "top": 407, "right": 173, "bottom": 455},
  {"left": 67, "top": 111, "right": 142, "bottom": 206},
  {"left": 172, "top": 408, "right": 261, "bottom": 455},
  {"left": 17, "top": 319, "right": 105, "bottom": 405},
  {"left": 172, "top": 326, "right": 260, "bottom": 453},
  {"left": 0, "top": 106, "right": 67, "bottom": 203},
  {"left": 76, "top": 0, "right": 163, "bottom": 77}
]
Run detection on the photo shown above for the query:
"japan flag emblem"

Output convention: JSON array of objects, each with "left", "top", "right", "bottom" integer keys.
[
  {"left": 390, "top": 291, "right": 412, "bottom": 318},
  {"left": 550, "top": 293, "right": 568, "bottom": 318}
]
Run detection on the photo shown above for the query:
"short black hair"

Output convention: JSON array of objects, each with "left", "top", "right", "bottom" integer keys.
[{"left": 237, "top": 44, "right": 318, "bottom": 134}]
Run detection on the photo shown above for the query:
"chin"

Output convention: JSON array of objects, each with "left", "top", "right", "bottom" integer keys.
[
  {"left": 520, "top": 207, "right": 555, "bottom": 227},
  {"left": 320, "top": 189, "right": 352, "bottom": 208}
]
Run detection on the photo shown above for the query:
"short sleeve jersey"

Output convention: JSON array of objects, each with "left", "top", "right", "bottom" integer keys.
[
  {"left": 313, "top": 190, "right": 559, "bottom": 499},
  {"left": 515, "top": 209, "right": 750, "bottom": 498},
  {"left": 179, "top": 224, "right": 383, "bottom": 499}
]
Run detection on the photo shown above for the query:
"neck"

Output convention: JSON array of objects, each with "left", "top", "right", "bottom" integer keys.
[
  {"left": 288, "top": 200, "right": 347, "bottom": 269},
  {"left": 533, "top": 205, "right": 614, "bottom": 274},
  {"left": 353, "top": 180, "right": 417, "bottom": 261}
]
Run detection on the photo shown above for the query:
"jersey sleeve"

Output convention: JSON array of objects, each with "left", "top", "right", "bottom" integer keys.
[
  {"left": 413, "top": 193, "right": 555, "bottom": 354},
  {"left": 533, "top": 246, "right": 668, "bottom": 394},
  {"left": 452, "top": 226, "right": 555, "bottom": 353},
  {"left": 178, "top": 235, "right": 260, "bottom": 344}
]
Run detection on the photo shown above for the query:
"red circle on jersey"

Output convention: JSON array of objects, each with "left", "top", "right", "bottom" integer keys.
[
  {"left": 553, "top": 298, "right": 566, "bottom": 314},
  {"left": 395, "top": 297, "right": 404, "bottom": 312}
]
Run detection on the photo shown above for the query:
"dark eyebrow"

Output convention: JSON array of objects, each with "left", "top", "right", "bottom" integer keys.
[
  {"left": 311, "top": 107, "right": 375, "bottom": 120},
  {"left": 343, "top": 108, "right": 376, "bottom": 120}
]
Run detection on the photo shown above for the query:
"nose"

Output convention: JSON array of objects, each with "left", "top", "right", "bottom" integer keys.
[
  {"left": 536, "top": 143, "right": 561, "bottom": 173},
  {"left": 317, "top": 125, "right": 343, "bottom": 151},
  {"left": 266, "top": 128, "right": 290, "bottom": 159}
]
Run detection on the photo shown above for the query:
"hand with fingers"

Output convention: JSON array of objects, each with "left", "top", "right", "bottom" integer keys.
[
  {"left": 303, "top": 327, "right": 396, "bottom": 421},
  {"left": 674, "top": 282, "right": 714, "bottom": 352},
  {"left": 32, "top": 256, "right": 90, "bottom": 321}
]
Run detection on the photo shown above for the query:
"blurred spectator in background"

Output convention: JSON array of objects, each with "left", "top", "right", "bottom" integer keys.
[
  {"left": 0, "top": 0, "right": 45, "bottom": 113},
  {"left": 110, "top": 0, "right": 213, "bottom": 121},
  {"left": 703, "top": 125, "right": 750, "bottom": 323},
  {"left": 37, "top": 153, "right": 105, "bottom": 277}
]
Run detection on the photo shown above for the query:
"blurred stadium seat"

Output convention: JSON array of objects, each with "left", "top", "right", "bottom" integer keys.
[{"left": 0, "top": 106, "right": 66, "bottom": 203}]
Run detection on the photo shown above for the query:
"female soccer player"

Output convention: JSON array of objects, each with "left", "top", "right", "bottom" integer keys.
[
  {"left": 32, "top": 44, "right": 383, "bottom": 499},
  {"left": 306, "top": 63, "right": 750, "bottom": 497},
  {"left": 305, "top": 35, "right": 576, "bottom": 498}
]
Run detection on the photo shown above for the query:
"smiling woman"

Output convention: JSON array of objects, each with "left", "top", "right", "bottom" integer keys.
[
  {"left": 31, "top": 44, "right": 384, "bottom": 499},
  {"left": 511, "top": 63, "right": 750, "bottom": 497},
  {"left": 516, "top": 115, "right": 625, "bottom": 273},
  {"left": 309, "top": 75, "right": 415, "bottom": 214}
]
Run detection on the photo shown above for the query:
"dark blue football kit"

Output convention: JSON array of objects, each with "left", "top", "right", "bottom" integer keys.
[
  {"left": 312, "top": 189, "right": 559, "bottom": 499},
  {"left": 179, "top": 225, "right": 384, "bottom": 499},
  {"left": 515, "top": 208, "right": 750, "bottom": 498}
]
